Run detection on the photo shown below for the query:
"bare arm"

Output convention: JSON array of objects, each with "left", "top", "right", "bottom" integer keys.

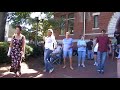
[
  {"left": 7, "top": 35, "right": 14, "bottom": 56},
  {"left": 9, "top": 35, "right": 15, "bottom": 47},
  {"left": 22, "top": 36, "right": 26, "bottom": 56}
]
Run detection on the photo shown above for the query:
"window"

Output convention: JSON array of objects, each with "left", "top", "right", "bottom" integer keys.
[
  {"left": 93, "top": 15, "right": 99, "bottom": 28},
  {"left": 60, "top": 15, "right": 66, "bottom": 35},
  {"left": 68, "top": 13, "right": 74, "bottom": 34}
]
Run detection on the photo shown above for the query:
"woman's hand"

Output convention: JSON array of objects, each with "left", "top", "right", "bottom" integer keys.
[{"left": 7, "top": 47, "right": 11, "bottom": 57}]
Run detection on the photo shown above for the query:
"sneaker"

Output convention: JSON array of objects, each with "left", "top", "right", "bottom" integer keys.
[
  {"left": 94, "top": 62, "right": 98, "bottom": 66},
  {"left": 97, "top": 70, "right": 101, "bottom": 73},
  {"left": 70, "top": 66, "right": 74, "bottom": 70},
  {"left": 78, "top": 64, "right": 80, "bottom": 67},
  {"left": 96, "top": 63, "right": 98, "bottom": 66},
  {"left": 94, "top": 62, "right": 96, "bottom": 66},
  {"left": 62, "top": 65, "right": 66, "bottom": 69},
  {"left": 101, "top": 70, "right": 104, "bottom": 74},
  {"left": 43, "top": 69, "right": 46, "bottom": 72},
  {"left": 81, "top": 64, "right": 85, "bottom": 67},
  {"left": 49, "top": 68, "right": 54, "bottom": 73}
]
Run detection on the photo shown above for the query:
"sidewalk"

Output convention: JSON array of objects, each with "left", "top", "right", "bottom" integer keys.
[{"left": 0, "top": 56, "right": 117, "bottom": 78}]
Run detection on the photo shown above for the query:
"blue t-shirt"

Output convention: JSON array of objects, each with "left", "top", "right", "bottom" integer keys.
[
  {"left": 62, "top": 38, "right": 73, "bottom": 51},
  {"left": 77, "top": 40, "right": 86, "bottom": 51}
]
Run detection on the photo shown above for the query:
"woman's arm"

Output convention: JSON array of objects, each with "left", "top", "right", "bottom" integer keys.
[
  {"left": 7, "top": 35, "right": 14, "bottom": 56},
  {"left": 22, "top": 35, "right": 26, "bottom": 57}
]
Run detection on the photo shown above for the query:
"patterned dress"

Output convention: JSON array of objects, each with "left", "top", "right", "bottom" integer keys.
[{"left": 10, "top": 36, "right": 23, "bottom": 73}]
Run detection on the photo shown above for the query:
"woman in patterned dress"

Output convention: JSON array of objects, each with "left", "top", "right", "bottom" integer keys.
[{"left": 7, "top": 25, "right": 26, "bottom": 77}]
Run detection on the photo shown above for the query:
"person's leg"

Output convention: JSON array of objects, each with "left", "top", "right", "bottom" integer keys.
[
  {"left": 101, "top": 52, "right": 107, "bottom": 73},
  {"left": 44, "top": 49, "right": 52, "bottom": 72},
  {"left": 63, "top": 51, "right": 67, "bottom": 68},
  {"left": 91, "top": 50, "right": 94, "bottom": 60},
  {"left": 118, "top": 49, "right": 120, "bottom": 60},
  {"left": 81, "top": 51, "right": 86, "bottom": 67},
  {"left": 46, "top": 49, "right": 54, "bottom": 72},
  {"left": 44, "top": 49, "right": 48, "bottom": 72},
  {"left": 78, "top": 51, "right": 81, "bottom": 67},
  {"left": 94, "top": 52, "right": 98, "bottom": 66},
  {"left": 97, "top": 51, "right": 101, "bottom": 72},
  {"left": 87, "top": 50, "right": 90, "bottom": 60},
  {"left": 69, "top": 51, "right": 73, "bottom": 70}
]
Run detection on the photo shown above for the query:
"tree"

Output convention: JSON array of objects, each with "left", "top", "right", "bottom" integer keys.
[
  {"left": 0, "top": 12, "right": 8, "bottom": 41},
  {"left": 0, "top": 12, "right": 32, "bottom": 41},
  {"left": 7, "top": 12, "right": 32, "bottom": 28}
]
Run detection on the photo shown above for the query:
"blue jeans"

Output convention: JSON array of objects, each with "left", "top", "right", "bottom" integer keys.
[
  {"left": 44, "top": 49, "right": 54, "bottom": 72},
  {"left": 78, "top": 51, "right": 86, "bottom": 64},
  {"left": 87, "top": 50, "right": 93, "bottom": 59},
  {"left": 97, "top": 51, "right": 107, "bottom": 71},
  {"left": 118, "top": 49, "right": 120, "bottom": 59}
]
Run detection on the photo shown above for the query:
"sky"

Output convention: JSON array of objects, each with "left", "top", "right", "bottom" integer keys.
[
  {"left": 26, "top": 12, "right": 46, "bottom": 29},
  {"left": 7, "top": 12, "right": 47, "bottom": 30}
]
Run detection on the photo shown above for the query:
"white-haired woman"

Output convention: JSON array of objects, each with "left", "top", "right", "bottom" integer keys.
[{"left": 43, "top": 29, "right": 57, "bottom": 73}]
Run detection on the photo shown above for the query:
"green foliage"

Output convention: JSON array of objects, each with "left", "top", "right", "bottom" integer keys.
[
  {"left": 0, "top": 42, "right": 33, "bottom": 64},
  {"left": 25, "top": 44, "right": 33, "bottom": 57},
  {"left": 28, "top": 44, "right": 44, "bottom": 57},
  {"left": 7, "top": 12, "right": 32, "bottom": 28},
  {"left": 0, "top": 42, "right": 10, "bottom": 63}
]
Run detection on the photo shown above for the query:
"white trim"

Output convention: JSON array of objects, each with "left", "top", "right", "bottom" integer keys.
[
  {"left": 59, "top": 35, "right": 65, "bottom": 36},
  {"left": 70, "top": 34, "right": 74, "bottom": 35},
  {"left": 56, "top": 39, "right": 89, "bottom": 43},
  {"left": 67, "top": 18, "right": 75, "bottom": 20},
  {"left": 92, "top": 12, "right": 100, "bottom": 16},
  {"left": 107, "top": 12, "right": 120, "bottom": 37},
  {"left": 85, "top": 33, "right": 101, "bottom": 35},
  {"left": 59, "top": 34, "right": 74, "bottom": 36},
  {"left": 83, "top": 12, "right": 86, "bottom": 36},
  {"left": 85, "top": 32, "right": 114, "bottom": 37},
  {"left": 92, "top": 28, "right": 100, "bottom": 30}
]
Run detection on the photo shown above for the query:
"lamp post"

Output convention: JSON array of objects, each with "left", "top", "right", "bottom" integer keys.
[
  {"left": 35, "top": 17, "right": 40, "bottom": 46},
  {"left": 30, "top": 12, "right": 45, "bottom": 46}
]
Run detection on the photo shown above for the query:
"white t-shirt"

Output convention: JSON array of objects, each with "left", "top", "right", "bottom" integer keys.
[
  {"left": 94, "top": 43, "right": 98, "bottom": 52},
  {"left": 44, "top": 36, "right": 56, "bottom": 50}
]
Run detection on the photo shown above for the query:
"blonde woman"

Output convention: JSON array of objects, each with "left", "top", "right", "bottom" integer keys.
[{"left": 43, "top": 29, "right": 57, "bottom": 73}]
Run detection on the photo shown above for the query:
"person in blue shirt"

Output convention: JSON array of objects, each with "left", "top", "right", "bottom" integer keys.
[
  {"left": 62, "top": 32, "right": 74, "bottom": 70},
  {"left": 77, "top": 35, "right": 86, "bottom": 67}
]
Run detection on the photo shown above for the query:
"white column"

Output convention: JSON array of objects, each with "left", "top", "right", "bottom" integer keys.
[{"left": 83, "top": 12, "right": 86, "bottom": 36}]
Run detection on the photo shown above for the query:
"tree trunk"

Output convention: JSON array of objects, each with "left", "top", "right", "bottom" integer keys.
[{"left": 0, "top": 12, "right": 8, "bottom": 41}]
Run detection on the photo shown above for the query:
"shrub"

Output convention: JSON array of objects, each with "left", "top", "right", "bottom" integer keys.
[
  {"left": 0, "top": 42, "right": 33, "bottom": 64},
  {"left": 28, "top": 44, "right": 44, "bottom": 57},
  {"left": 0, "top": 42, "right": 10, "bottom": 63},
  {"left": 25, "top": 44, "right": 33, "bottom": 60}
]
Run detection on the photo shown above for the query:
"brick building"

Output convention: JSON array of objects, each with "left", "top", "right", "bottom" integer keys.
[{"left": 54, "top": 12, "right": 120, "bottom": 45}]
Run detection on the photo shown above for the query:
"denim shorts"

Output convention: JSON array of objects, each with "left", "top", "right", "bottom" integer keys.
[{"left": 63, "top": 50, "right": 72, "bottom": 58}]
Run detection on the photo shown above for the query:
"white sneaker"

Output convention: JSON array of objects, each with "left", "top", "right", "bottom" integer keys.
[
  {"left": 94, "top": 62, "right": 98, "bottom": 66},
  {"left": 81, "top": 64, "right": 85, "bottom": 67},
  {"left": 94, "top": 62, "right": 97, "bottom": 65},
  {"left": 49, "top": 68, "right": 54, "bottom": 73},
  {"left": 43, "top": 69, "right": 46, "bottom": 72},
  {"left": 96, "top": 63, "right": 98, "bottom": 66},
  {"left": 78, "top": 64, "right": 80, "bottom": 67}
]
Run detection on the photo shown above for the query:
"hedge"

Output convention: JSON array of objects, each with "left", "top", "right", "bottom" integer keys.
[{"left": 0, "top": 42, "right": 33, "bottom": 64}]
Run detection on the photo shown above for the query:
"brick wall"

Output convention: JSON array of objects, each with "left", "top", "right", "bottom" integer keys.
[{"left": 54, "top": 12, "right": 114, "bottom": 44}]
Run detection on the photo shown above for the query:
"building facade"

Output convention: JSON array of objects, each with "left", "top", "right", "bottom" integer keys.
[{"left": 54, "top": 12, "right": 120, "bottom": 44}]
